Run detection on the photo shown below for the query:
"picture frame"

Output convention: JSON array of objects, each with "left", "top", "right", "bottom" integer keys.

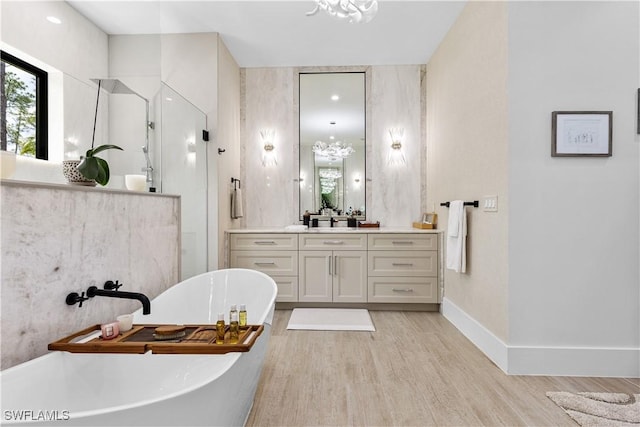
[
  {"left": 422, "top": 213, "right": 436, "bottom": 224},
  {"left": 551, "top": 111, "right": 612, "bottom": 157}
]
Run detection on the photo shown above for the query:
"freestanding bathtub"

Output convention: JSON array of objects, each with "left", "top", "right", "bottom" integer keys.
[{"left": 0, "top": 268, "right": 277, "bottom": 426}]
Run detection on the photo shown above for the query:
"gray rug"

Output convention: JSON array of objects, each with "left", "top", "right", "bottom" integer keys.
[{"left": 546, "top": 392, "right": 640, "bottom": 426}]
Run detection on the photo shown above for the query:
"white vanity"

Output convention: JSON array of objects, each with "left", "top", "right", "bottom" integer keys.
[{"left": 226, "top": 228, "right": 443, "bottom": 309}]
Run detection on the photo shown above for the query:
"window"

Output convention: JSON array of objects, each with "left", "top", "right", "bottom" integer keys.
[{"left": 1, "top": 51, "right": 48, "bottom": 160}]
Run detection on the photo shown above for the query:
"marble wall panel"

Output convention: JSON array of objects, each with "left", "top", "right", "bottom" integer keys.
[
  {"left": 240, "top": 65, "right": 424, "bottom": 227},
  {"left": 1, "top": 181, "right": 180, "bottom": 369},
  {"left": 242, "top": 68, "right": 297, "bottom": 227}
]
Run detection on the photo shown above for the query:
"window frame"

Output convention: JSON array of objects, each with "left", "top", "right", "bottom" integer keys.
[{"left": 1, "top": 50, "right": 48, "bottom": 160}]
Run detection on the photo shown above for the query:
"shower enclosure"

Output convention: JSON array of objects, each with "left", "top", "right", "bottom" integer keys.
[{"left": 155, "top": 83, "right": 208, "bottom": 280}]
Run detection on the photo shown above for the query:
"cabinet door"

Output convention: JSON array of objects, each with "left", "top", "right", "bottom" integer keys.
[
  {"left": 299, "top": 251, "right": 332, "bottom": 302},
  {"left": 333, "top": 250, "right": 367, "bottom": 303},
  {"left": 274, "top": 276, "right": 299, "bottom": 302}
]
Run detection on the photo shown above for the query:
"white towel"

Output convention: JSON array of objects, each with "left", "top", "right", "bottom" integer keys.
[
  {"left": 446, "top": 200, "right": 467, "bottom": 273},
  {"left": 231, "top": 188, "right": 243, "bottom": 219}
]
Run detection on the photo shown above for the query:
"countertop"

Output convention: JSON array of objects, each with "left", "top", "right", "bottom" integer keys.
[{"left": 226, "top": 226, "right": 442, "bottom": 234}]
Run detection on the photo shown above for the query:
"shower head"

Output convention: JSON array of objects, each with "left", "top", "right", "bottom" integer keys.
[{"left": 91, "top": 78, "right": 147, "bottom": 101}]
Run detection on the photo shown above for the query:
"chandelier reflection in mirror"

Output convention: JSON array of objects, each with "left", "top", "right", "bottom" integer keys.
[
  {"left": 306, "top": 0, "right": 378, "bottom": 24},
  {"left": 312, "top": 140, "right": 355, "bottom": 160},
  {"left": 318, "top": 168, "right": 342, "bottom": 179},
  {"left": 319, "top": 168, "right": 342, "bottom": 194}
]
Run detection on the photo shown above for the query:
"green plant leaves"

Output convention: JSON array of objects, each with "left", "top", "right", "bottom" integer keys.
[
  {"left": 88, "top": 144, "right": 123, "bottom": 157},
  {"left": 77, "top": 144, "right": 123, "bottom": 186}
]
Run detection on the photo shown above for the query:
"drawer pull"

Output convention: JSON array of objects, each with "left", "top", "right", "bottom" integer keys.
[
  {"left": 254, "top": 262, "right": 276, "bottom": 266},
  {"left": 392, "top": 263, "right": 414, "bottom": 267},
  {"left": 254, "top": 241, "right": 276, "bottom": 245},
  {"left": 323, "top": 240, "right": 344, "bottom": 245},
  {"left": 392, "top": 288, "right": 414, "bottom": 293},
  {"left": 392, "top": 241, "right": 414, "bottom": 245}
]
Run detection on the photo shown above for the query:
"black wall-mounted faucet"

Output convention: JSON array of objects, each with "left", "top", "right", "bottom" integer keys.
[{"left": 86, "top": 283, "right": 151, "bottom": 315}]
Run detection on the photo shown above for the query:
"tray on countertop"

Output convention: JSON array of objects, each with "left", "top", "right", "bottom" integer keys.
[{"left": 48, "top": 324, "right": 264, "bottom": 355}]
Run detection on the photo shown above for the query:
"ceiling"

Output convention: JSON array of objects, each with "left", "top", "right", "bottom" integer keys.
[{"left": 66, "top": 0, "right": 467, "bottom": 68}]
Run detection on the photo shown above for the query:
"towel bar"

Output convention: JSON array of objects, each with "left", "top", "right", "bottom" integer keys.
[{"left": 440, "top": 201, "right": 479, "bottom": 208}]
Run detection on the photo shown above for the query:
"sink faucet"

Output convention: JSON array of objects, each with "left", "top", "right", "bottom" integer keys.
[
  {"left": 330, "top": 217, "right": 339, "bottom": 228},
  {"left": 86, "top": 284, "right": 151, "bottom": 315}
]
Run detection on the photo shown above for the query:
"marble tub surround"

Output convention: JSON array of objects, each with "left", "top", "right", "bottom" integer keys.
[{"left": 0, "top": 180, "right": 180, "bottom": 369}]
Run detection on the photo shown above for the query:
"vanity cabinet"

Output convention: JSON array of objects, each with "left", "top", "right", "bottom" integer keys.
[
  {"left": 367, "top": 234, "right": 439, "bottom": 303},
  {"left": 227, "top": 230, "right": 441, "bottom": 306},
  {"left": 298, "top": 234, "right": 368, "bottom": 303},
  {"left": 229, "top": 233, "right": 299, "bottom": 302}
]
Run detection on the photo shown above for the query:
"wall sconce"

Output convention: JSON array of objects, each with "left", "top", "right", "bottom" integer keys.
[
  {"left": 260, "top": 129, "right": 277, "bottom": 167},
  {"left": 388, "top": 127, "right": 406, "bottom": 166}
]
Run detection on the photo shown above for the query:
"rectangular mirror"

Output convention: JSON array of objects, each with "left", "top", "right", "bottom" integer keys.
[{"left": 299, "top": 72, "right": 366, "bottom": 220}]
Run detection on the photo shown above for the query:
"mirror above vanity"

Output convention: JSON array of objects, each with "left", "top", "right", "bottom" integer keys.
[{"left": 299, "top": 72, "right": 366, "bottom": 221}]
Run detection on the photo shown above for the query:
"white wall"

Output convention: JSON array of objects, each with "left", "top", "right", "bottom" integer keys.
[
  {"left": 428, "top": 0, "right": 639, "bottom": 377},
  {"left": 1, "top": 0, "right": 110, "bottom": 181},
  {"left": 426, "top": 1, "right": 509, "bottom": 343},
  {"left": 507, "top": 1, "right": 639, "bottom": 376},
  {"left": 216, "top": 39, "right": 241, "bottom": 267}
]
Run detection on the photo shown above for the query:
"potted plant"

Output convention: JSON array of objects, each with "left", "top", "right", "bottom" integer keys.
[
  {"left": 77, "top": 143, "right": 122, "bottom": 186},
  {"left": 77, "top": 79, "right": 123, "bottom": 186}
]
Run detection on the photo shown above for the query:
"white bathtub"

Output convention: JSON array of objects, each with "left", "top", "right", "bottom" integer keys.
[{"left": 0, "top": 268, "right": 277, "bottom": 426}]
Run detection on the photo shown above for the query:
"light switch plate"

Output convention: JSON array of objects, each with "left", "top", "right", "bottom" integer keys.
[{"left": 482, "top": 195, "right": 498, "bottom": 212}]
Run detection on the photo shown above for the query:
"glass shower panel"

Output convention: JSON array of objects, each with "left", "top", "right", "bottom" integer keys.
[{"left": 159, "top": 83, "right": 207, "bottom": 280}]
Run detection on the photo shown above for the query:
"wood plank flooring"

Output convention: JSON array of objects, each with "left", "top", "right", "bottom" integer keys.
[{"left": 246, "top": 310, "right": 639, "bottom": 427}]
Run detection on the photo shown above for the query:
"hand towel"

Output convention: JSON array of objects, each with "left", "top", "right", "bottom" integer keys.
[
  {"left": 231, "top": 188, "right": 243, "bottom": 219},
  {"left": 446, "top": 200, "right": 467, "bottom": 273}
]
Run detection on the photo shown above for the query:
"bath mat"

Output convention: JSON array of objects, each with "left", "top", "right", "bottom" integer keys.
[
  {"left": 286, "top": 308, "right": 375, "bottom": 331},
  {"left": 546, "top": 391, "right": 640, "bottom": 426}
]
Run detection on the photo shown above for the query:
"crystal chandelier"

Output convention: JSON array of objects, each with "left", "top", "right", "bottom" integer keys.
[
  {"left": 318, "top": 168, "right": 343, "bottom": 179},
  {"left": 320, "top": 177, "right": 337, "bottom": 194},
  {"left": 306, "top": 0, "right": 378, "bottom": 24},
  {"left": 312, "top": 140, "right": 355, "bottom": 160}
]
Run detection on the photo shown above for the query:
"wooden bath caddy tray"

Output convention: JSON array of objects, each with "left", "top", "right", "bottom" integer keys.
[{"left": 48, "top": 324, "right": 264, "bottom": 355}]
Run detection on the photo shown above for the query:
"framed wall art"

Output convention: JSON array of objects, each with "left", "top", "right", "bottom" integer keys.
[{"left": 551, "top": 111, "right": 612, "bottom": 157}]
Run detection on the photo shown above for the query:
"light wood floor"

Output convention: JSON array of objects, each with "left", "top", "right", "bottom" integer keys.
[{"left": 246, "top": 310, "right": 639, "bottom": 427}]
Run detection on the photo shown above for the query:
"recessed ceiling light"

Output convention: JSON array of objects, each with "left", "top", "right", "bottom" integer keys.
[
  {"left": 331, "top": 95, "right": 339, "bottom": 101},
  {"left": 46, "top": 16, "right": 62, "bottom": 24},
  {"left": 329, "top": 136, "right": 335, "bottom": 140}
]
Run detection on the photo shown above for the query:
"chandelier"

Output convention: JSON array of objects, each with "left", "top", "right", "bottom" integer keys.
[
  {"left": 312, "top": 140, "right": 355, "bottom": 160},
  {"left": 319, "top": 168, "right": 342, "bottom": 179},
  {"left": 320, "top": 177, "right": 337, "bottom": 194},
  {"left": 306, "top": 0, "right": 378, "bottom": 24}
]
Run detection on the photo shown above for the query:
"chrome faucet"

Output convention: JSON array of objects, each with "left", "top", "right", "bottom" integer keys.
[
  {"left": 141, "top": 146, "right": 154, "bottom": 186},
  {"left": 86, "top": 283, "right": 151, "bottom": 315}
]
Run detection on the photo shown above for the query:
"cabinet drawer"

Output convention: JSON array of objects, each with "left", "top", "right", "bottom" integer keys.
[
  {"left": 229, "top": 250, "right": 298, "bottom": 275},
  {"left": 230, "top": 234, "right": 298, "bottom": 250},
  {"left": 368, "top": 277, "right": 438, "bottom": 303},
  {"left": 368, "top": 251, "right": 437, "bottom": 276},
  {"left": 368, "top": 234, "right": 438, "bottom": 251},
  {"left": 273, "top": 276, "right": 299, "bottom": 302},
  {"left": 299, "top": 234, "right": 367, "bottom": 250}
]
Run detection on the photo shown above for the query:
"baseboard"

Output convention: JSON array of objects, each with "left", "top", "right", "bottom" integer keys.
[
  {"left": 441, "top": 297, "right": 640, "bottom": 378},
  {"left": 507, "top": 346, "right": 640, "bottom": 377},
  {"left": 440, "top": 297, "right": 509, "bottom": 372}
]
